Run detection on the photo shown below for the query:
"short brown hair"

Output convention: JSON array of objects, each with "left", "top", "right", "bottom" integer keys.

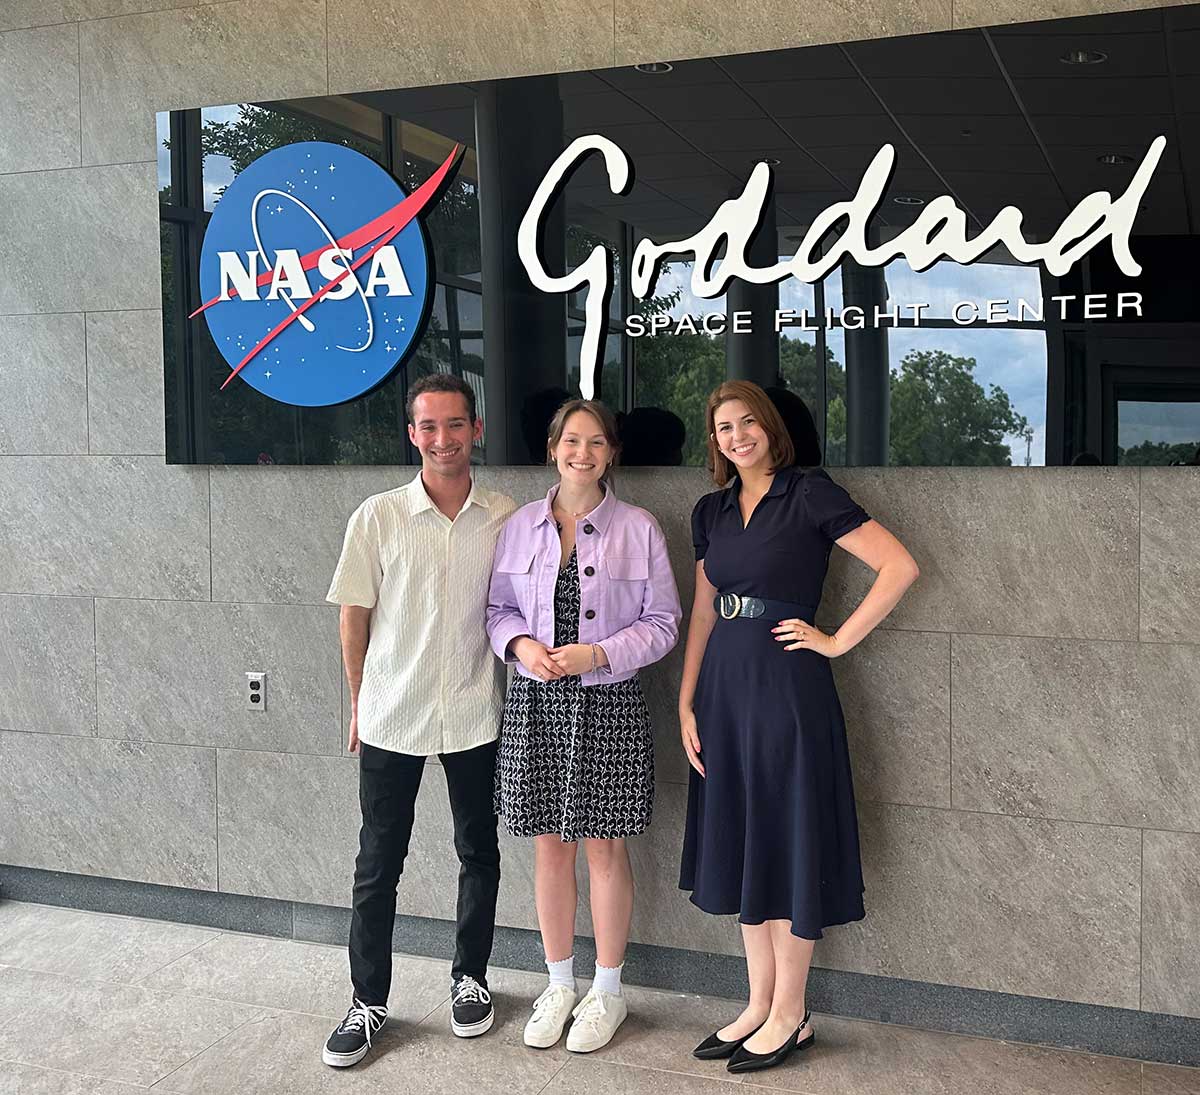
[
  {"left": 546, "top": 399, "right": 621, "bottom": 483},
  {"left": 406, "top": 372, "right": 476, "bottom": 423},
  {"left": 705, "top": 380, "right": 795, "bottom": 486}
]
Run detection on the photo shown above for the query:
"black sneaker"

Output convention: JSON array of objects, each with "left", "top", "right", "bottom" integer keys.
[
  {"left": 451, "top": 975, "right": 494, "bottom": 1038},
  {"left": 322, "top": 999, "right": 388, "bottom": 1067}
]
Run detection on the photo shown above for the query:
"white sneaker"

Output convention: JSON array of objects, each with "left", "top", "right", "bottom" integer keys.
[
  {"left": 523, "top": 983, "right": 577, "bottom": 1048},
  {"left": 565, "top": 986, "right": 627, "bottom": 1053}
]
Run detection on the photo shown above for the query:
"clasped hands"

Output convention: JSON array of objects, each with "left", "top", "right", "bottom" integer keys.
[{"left": 512, "top": 637, "right": 601, "bottom": 681}]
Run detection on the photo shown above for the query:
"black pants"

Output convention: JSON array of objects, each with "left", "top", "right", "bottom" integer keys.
[{"left": 348, "top": 739, "right": 500, "bottom": 1006}]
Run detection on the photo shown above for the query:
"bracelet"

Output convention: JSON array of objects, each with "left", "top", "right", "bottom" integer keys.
[{"left": 589, "top": 643, "right": 597, "bottom": 672}]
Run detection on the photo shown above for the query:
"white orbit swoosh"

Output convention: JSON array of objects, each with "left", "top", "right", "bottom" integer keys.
[{"left": 249, "top": 188, "right": 374, "bottom": 353}]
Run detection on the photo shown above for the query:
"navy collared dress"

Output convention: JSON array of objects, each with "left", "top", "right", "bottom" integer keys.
[{"left": 679, "top": 466, "right": 870, "bottom": 940}]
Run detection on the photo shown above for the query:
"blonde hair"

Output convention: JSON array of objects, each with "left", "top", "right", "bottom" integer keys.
[
  {"left": 705, "top": 380, "right": 795, "bottom": 486},
  {"left": 546, "top": 399, "right": 621, "bottom": 483}
]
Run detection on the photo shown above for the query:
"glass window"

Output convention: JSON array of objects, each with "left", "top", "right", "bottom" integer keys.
[{"left": 1117, "top": 400, "right": 1200, "bottom": 465}]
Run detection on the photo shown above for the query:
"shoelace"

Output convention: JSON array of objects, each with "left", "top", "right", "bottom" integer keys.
[
  {"left": 531, "top": 984, "right": 573, "bottom": 1020},
  {"left": 337, "top": 1000, "right": 387, "bottom": 1046},
  {"left": 571, "top": 990, "right": 610, "bottom": 1035},
  {"left": 453, "top": 976, "right": 491, "bottom": 1006}
]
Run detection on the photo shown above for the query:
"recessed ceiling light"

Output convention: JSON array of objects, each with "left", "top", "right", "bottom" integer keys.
[
  {"left": 1097, "top": 152, "right": 1133, "bottom": 165},
  {"left": 893, "top": 195, "right": 925, "bottom": 206},
  {"left": 634, "top": 61, "right": 673, "bottom": 74},
  {"left": 1060, "top": 48, "right": 1108, "bottom": 65}
]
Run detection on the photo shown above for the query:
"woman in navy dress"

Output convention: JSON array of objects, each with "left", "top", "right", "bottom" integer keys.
[{"left": 679, "top": 381, "right": 919, "bottom": 1075}]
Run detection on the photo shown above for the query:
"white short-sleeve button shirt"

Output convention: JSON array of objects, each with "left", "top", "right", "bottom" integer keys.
[{"left": 326, "top": 473, "right": 517, "bottom": 756}]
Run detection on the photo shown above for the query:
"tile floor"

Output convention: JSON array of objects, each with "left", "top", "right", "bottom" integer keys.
[{"left": 0, "top": 900, "right": 1196, "bottom": 1095}]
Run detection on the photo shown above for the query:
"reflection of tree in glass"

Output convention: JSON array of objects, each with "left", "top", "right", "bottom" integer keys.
[
  {"left": 634, "top": 332, "right": 842, "bottom": 466},
  {"left": 200, "top": 105, "right": 380, "bottom": 189},
  {"left": 1117, "top": 439, "right": 1200, "bottom": 465},
  {"left": 889, "top": 350, "right": 1029, "bottom": 466}
]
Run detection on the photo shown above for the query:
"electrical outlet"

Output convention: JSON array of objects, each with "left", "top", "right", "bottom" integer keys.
[{"left": 245, "top": 671, "right": 266, "bottom": 711}]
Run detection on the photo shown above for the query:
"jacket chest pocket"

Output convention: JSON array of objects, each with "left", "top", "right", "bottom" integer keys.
[{"left": 604, "top": 555, "right": 649, "bottom": 617}]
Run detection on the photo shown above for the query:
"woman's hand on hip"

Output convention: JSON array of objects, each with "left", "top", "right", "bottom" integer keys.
[
  {"left": 772, "top": 618, "right": 842, "bottom": 657},
  {"left": 679, "top": 708, "right": 705, "bottom": 777},
  {"left": 547, "top": 643, "right": 593, "bottom": 676},
  {"left": 513, "top": 637, "right": 567, "bottom": 682}
]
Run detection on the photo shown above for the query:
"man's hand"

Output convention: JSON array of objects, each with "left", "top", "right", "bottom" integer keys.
[{"left": 348, "top": 710, "right": 360, "bottom": 754}]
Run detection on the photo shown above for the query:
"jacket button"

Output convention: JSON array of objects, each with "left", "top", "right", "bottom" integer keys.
[
  {"left": 583, "top": 565, "right": 595, "bottom": 577},
  {"left": 585, "top": 609, "right": 596, "bottom": 620},
  {"left": 583, "top": 523, "right": 595, "bottom": 534}
]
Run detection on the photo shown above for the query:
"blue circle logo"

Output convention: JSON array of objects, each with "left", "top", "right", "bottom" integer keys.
[{"left": 194, "top": 140, "right": 461, "bottom": 407}]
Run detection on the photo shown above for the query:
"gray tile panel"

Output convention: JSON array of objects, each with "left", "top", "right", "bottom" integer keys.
[
  {"left": 0, "top": 456, "right": 209, "bottom": 598},
  {"left": 85, "top": 310, "right": 165, "bottom": 456},
  {"left": 78, "top": 0, "right": 328, "bottom": 166},
  {"left": 952, "top": 635, "right": 1200, "bottom": 830},
  {"left": 816, "top": 802, "right": 1142, "bottom": 1008},
  {"left": 835, "top": 627, "right": 951, "bottom": 808},
  {"left": 1140, "top": 467, "right": 1200, "bottom": 644},
  {"left": 216, "top": 748, "right": 358, "bottom": 908},
  {"left": 615, "top": 0, "right": 950, "bottom": 67},
  {"left": 0, "top": 593, "right": 96, "bottom": 736},
  {"left": 822, "top": 467, "right": 1140, "bottom": 641},
  {"left": 0, "top": 731, "right": 217, "bottom": 889},
  {"left": 0, "top": 314, "right": 87, "bottom": 455},
  {"left": 0, "top": 966, "right": 261, "bottom": 1087},
  {"left": 1142, "top": 829, "right": 1200, "bottom": 1021},
  {"left": 96, "top": 599, "right": 341, "bottom": 754},
  {"left": 0, "top": 0, "right": 199, "bottom": 32},
  {"left": 0, "top": 1060, "right": 147, "bottom": 1094},
  {"left": 0, "top": 24, "right": 81, "bottom": 173},
  {"left": 0, "top": 163, "right": 158, "bottom": 314},
  {"left": 328, "top": 0, "right": 615, "bottom": 94},
  {"left": 0, "top": 900, "right": 216, "bottom": 983}
]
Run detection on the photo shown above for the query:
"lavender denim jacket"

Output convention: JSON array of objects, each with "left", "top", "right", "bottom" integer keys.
[{"left": 486, "top": 484, "right": 682, "bottom": 686}]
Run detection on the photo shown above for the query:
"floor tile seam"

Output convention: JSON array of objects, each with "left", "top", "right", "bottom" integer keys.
[
  {"left": 0, "top": 1051, "right": 152, "bottom": 1089},
  {"left": 143, "top": 1004, "right": 269, "bottom": 1092},
  {"left": 531, "top": 1054, "right": 573, "bottom": 1095},
  {"left": 570, "top": 1054, "right": 747, "bottom": 1086},
  {"left": 130, "top": 931, "right": 228, "bottom": 986}
]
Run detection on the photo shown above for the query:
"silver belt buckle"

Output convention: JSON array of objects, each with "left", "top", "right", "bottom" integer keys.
[{"left": 718, "top": 593, "right": 742, "bottom": 619}]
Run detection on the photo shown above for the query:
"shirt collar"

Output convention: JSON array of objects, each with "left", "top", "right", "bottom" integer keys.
[
  {"left": 405, "top": 472, "right": 489, "bottom": 516},
  {"left": 719, "top": 466, "right": 797, "bottom": 512},
  {"left": 533, "top": 481, "right": 616, "bottom": 531}
]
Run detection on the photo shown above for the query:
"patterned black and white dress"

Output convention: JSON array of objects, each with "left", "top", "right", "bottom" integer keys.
[{"left": 495, "top": 547, "right": 654, "bottom": 842}]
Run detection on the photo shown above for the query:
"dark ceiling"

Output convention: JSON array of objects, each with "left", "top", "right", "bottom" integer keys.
[{"left": 354, "top": 4, "right": 1200, "bottom": 249}]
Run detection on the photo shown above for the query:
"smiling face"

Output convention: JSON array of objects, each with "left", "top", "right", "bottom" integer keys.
[
  {"left": 551, "top": 409, "right": 612, "bottom": 489},
  {"left": 712, "top": 398, "right": 772, "bottom": 474},
  {"left": 407, "top": 390, "right": 481, "bottom": 480}
]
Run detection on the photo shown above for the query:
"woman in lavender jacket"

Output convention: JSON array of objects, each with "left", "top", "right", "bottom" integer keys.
[{"left": 486, "top": 398, "right": 681, "bottom": 1055}]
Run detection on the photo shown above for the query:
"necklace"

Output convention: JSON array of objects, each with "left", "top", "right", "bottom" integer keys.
[{"left": 553, "top": 496, "right": 600, "bottom": 533}]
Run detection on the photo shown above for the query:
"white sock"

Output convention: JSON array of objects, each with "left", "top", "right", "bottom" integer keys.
[
  {"left": 592, "top": 962, "right": 623, "bottom": 996},
  {"left": 546, "top": 954, "right": 575, "bottom": 990}
]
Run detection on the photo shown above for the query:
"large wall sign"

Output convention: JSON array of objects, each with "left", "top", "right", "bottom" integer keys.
[
  {"left": 158, "top": 4, "right": 1200, "bottom": 469},
  {"left": 520, "top": 136, "right": 1166, "bottom": 400},
  {"left": 192, "top": 141, "right": 462, "bottom": 407}
]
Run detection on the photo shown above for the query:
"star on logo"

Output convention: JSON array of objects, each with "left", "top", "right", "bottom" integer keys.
[
  {"left": 264, "top": 370, "right": 272, "bottom": 378},
  {"left": 328, "top": 163, "right": 336, "bottom": 173}
]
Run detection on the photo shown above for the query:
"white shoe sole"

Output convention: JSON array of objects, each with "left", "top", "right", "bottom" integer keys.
[
  {"left": 566, "top": 1014, "right": 626, "bottom": 1054},
  {"left": 452, "top": 1010, "right": 495, "bottom": 1038},
  {"left": 322, "top": 1043, "right": 370, "bottom": 1068},
  {"left": 524, "top": 1020, "right": 569, "bottom": 1049}
]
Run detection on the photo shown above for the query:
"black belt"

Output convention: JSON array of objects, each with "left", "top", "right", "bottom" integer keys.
[{"left": 713, "top": 593, "right": 815, "bottom": 621}]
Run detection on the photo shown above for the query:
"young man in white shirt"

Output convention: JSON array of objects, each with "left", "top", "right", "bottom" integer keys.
[{"left": 322, "top": 373, "right": 517, "bottom": 1068}]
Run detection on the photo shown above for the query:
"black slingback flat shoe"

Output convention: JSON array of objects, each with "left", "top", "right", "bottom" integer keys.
[
  {"left": 726, "top": 1012, "right": 814, "bottom": 1074},
  {"left": 692, "top": 1022, "right": 764, "bottom": 1060}
]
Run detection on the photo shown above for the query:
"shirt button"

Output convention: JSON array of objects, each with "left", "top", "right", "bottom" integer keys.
[
  {"left": 584, "top": 609, "right": 596, "bottom": 620},
  {"left": 583, "top": 523, "right": 595, "bottom": 534},
  {"left": 583, "top": 565, "right": 595, "bottom": 577}
]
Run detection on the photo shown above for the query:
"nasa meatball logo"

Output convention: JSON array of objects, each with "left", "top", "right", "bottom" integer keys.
[{"left": 192, "top": 140, "right": 463, "bottom": 407}]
